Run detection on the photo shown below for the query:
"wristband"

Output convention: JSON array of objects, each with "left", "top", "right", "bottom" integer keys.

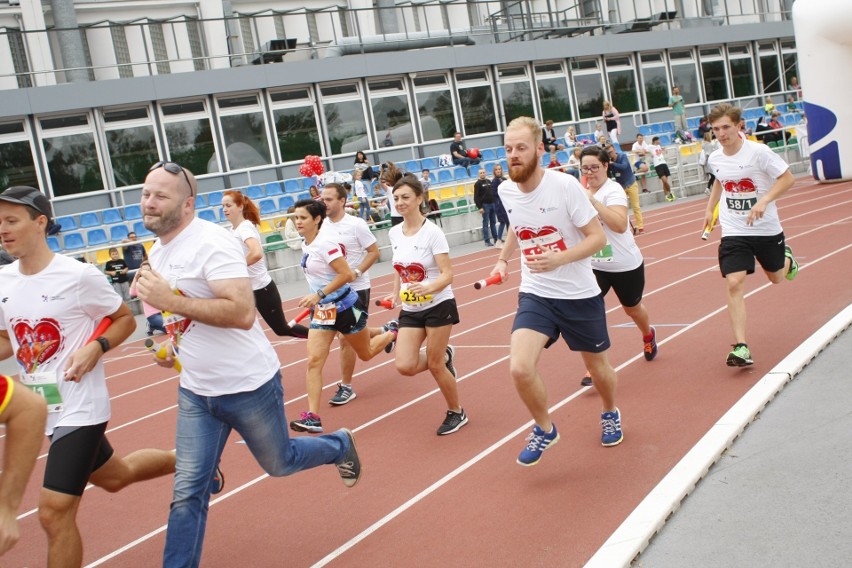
[
  {"left": 95, "top": 336, "right": 110, "bottom": 353},
  {"left": 316, "top": 289, "right": 327, "bottom": 299},
  {"left": 497, "top": 258, "right": 509, "bottom": 264},
  {"left": 354, "top": 268, "right": 362, "bottom": 279}
]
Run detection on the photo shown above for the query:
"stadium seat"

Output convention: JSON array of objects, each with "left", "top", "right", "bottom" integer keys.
[
  {"left": 246, "top": 185, "right": 264, "bottom": 200},
  {"left": 133, "top": 221, "right": 153, "bottom": 238},
  {"left": 481, "top": 148, "right": 497, "bottom": 162},
  {"left": 57, "top": 216, "right": 78, "bottom": 232},
  {"left": 207, "top": 191, "right": 223, "bottom": 207},
  {"left": 86, "top": 229, "right": 109, "bottom": 247},
  {"left": 496, "top": 147, "right": 507, "bottom": 159},
  {"left": 556, "top": 150, "right": 569, "bottom": 163},
  {"left": 420, "top": 157, "right": 438, "bottom": 171},
  {"left": 265, "top": 182, "right": 283, "bottom": 197},
  {"left": 405, "top": 160, "right": 421, "bottom": 173},
  {"left": 47, "top": 236, "right": 61, "bottom": 253},
  {"left": 540, "top": 154, "right": 550, "bottom": 167},
  {"left": 265, "top": 233, "right": 288, "bottom": 251},
  {"left": 258, "top": 199, "right": 279, "bottom": 216},
  {"left": 284, "top": 179, "right": 302, "bottom": 193},
  {"left": 453, "top": 167, "right": 469, "bottom": 181},
  {"left": 195, "top": 194, "right": 208, "bottom": 209},
  {"left": 438, "top": 201, "right": 460, "bottom": 217},
  {"left": 62, "top": 232, "right": 86, "bottom": 250},
  {"left": 102, "top": 208, "right": 123, "bottom": 225},
  {"left": 278, "top": 195, "right": 295, "bottom": 211},
  {"left": 437, "top": 169, "right": 454, "bottom": 184},
  {"left": 123, "top": 204, "right": 142, "bottom": 221},
  {"left": 198, "top": 209, "right": 218, "bottom": 223},
  {"left": 109, "top": 224, "right": 130, "bottom": 242},
  {"left": 483, "top": 161, "right": 496, "bottom": 176},
  {"left": 79, "top": 212, "right": 100, "bottom": 228},
  {"left": 294, "top": 191, "right": 311, "bottom": 202}
]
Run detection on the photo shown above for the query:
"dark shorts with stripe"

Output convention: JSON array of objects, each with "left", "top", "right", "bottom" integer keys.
[
  {"left": 399, "top": 298, "right": 460, "bottom": 329},
  {"left": 719, "top": 232, "right": 786, "bottom": 276},
  {"left": 44, "top": 422, "right": 114, "bottom": 496}
]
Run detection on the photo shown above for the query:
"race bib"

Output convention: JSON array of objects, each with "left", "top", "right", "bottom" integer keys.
[
  {"left": 516, "top": 226, "right": 568, "bottom": 257},
  {"left": 726, "top": 192, "right": 757, "bottom": 214},
  {"left": 312, "top": 304, "right": 338, "bottom": 326},
  {"left": 592, "top": 243, "right": 614, "bottom": 262},
  {"left": 400, "top": 287, "right": 433, "bottom": 305},
  {"left": 20, "top": 371, "right": 63, "bottom": 413}
]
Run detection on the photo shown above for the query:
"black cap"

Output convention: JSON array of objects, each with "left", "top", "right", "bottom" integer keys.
[{"left": 0, "top": 186, "right": 53, "bottom": 220}]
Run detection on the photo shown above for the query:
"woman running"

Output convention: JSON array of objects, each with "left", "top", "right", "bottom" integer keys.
[
  {"left": 579, "top": 146, "right": 658, "bottom": 386},
  {"left": 222, "top": 190, "right": 308, "bottom": 338},
  {"left": 381, "top": 171, "right": 468, "bottom": 436},
  {"left": 290, "top": 198, "right": 396, "bottom": 433}
]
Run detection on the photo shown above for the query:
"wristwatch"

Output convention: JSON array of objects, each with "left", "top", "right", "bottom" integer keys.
[
  {"left": 95, "top": 336, "right": 110, "bottom": 353},
  {"left": 354, "top": 268, "right": 362, "bottom": 279},
  {"left": 316, "top": 289, "right": 327, "bottom": 299}
]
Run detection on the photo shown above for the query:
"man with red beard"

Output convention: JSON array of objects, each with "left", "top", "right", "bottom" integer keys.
[{"left": 489, "top": 117, "right": 624, "bottom": 467}]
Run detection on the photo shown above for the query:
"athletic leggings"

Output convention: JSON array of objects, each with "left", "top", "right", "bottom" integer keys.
[{"left": 253, "top": 280, "right": 308, "bottom": 338}]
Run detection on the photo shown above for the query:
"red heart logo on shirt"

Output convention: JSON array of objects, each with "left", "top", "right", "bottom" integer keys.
[
  {"left": 515, "top": 225, "right": 567, "bottom": 256},
  {"left": 393, "top": 262, "right": 427, "bottom": 283},
  {"left": 12, "top": 318, "right": 64, "bottom": 374}
]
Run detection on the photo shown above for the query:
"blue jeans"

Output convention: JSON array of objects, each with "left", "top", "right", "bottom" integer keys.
[
  {"left": 358, "top": 197, "right": 371, "bottom": 221},
  {"left": 482, "top": 203, "right": 497, "bottom": 244},
  {"left": 163, "top": 373, "right": 348, "bottom": 568}
]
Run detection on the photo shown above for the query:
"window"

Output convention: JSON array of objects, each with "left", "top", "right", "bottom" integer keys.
[
  {"left": 269, "top": 88, "right": 323, "bottom": 163},
  {"left": 728, "top": 44, "right": 755, "bottom": 98},
  {"left": 534, "top": 63, "right": 572, "bottom": 123},
  {"left": 781, "top": 40, "right": 798, "bottom": 88},
  {"left": 368, "top": 78, "right": 415, "bottom": 147},
  {"left": 160, "top": 100, "right": 220, "bottom": 175},
  {"left": 640, "top": 52, "right": 669, "bottom": 109},
  {"left": 413, "top": 74, "right": 457, "bottom": 141},
  {"left": 111, "top": 25, "right": 134, "bottom": 79},
  {"left": 669, "top": 50, "right": 699, "bottom": 104},
  {"left": 700, "top": 47, "right": 729, "bottom": 102},
  {"left": 186, "top": 18, "right": 206, "bottom": 72},
  {"left": 605, "top": 56, "right": 639, "bottom": 113},
  {"left": 571, "top": 58, "right": 604, "bottom": 119},
  {"left": 758, "top": 41, "right": 782, "bottom": 94},
  {"left": 320, "top": 82, "right": 369, "bottom": 155},
  {"left": 498, "top": 65, "right": 534, "bottom": 126},
  {"left": 215, "top": 93, "right": 273, "bottom": 170},
  {"left": 148, "top": 22, "right": 170, "bottom": 75},
  {"left": 455, "top": 69, "right": 497, "bottom": 135},
  {"left": 0, "top": 121, "right": 39, "bottom": 189},
  {"left": 102, "top": 106, "right": 160, "bottom": 187},
  {"left": 38, "top": 114, "right": 105, "bottom": 198}
]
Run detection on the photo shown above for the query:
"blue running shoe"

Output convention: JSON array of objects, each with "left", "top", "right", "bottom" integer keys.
[
  {"left": 517, "top": 424, "right": 560, "bottom": 466},
  {"left": 601, "top": 408, "right": 623, "bottom": 447},
  {"left": 383, "top": 320, "right": 399, "bottom": 353},
  {"left": 289, "top": 411, "right": 323, "bottom": 433}
]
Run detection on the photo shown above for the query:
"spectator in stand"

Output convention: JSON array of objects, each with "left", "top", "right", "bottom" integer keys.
[
  {"left": 649, "top": 137, "right": 676, "bottom": 202},
  {"left": 309, "top": 185, "right": 322, "bottom": 201},
  {"left": 420, "top": 169, "right": 432, "bottom": 194},
  {"left": 541, "top": 120, "right": 564, "bottom": 152},
  {"left": 788, "top": 76, "right": 802, "bottom": 99},
  {"left": 352, "top": 169, "right": 371, "bottom": 223},
  {"left": 631, "top": 134, "right": 652, "bottom": 193},
  {"left": 282, "top": 206, "right": 301, "bottom": 242},
  {"left": 786, "top": 95, "right": 800, "bottom": 117},
  {"left": 768, "top": 111, "right": 790, "bottom": 144},
  {"left": 602, "top": 101, "right": 621, "bottom": 147},
  {"left": 490, "top": 164, "right": 509, "bottom": 248},
  {"left": 563, "top": 125, "right": 578, "bottom": 147},
  {"left": 603, "top": 144, "right": 645, "bottom": 234},
  {"left": 565, "top": 146, "right": 582, "bottom": 179},
  {"left": 370, "top": 184, "right": 389, "bottom": 222},
  {"left": 449, "top": 132, "right": 480, "bottom": 170},
  {"left": 130, "top": 261, "right": 167, "bottom": 335},
  {"left": 669, "top": 86, "right": 687, "bottom": 132},
  {"left": 104, "top": 247, "right": 131, "bottom": 302},
  {"left": 697, "top": 115, "right": 712, "bottom": 139},
  {"left": 473, "top": 168, "right": 497, "bottom": 247},
  {"left": 353, "top": 150, "right": 378, "bottom": 182},
  {"left": 700, "top": 131, "right": 720, "bottom": 194},
  {"left": 592, "top": 122, "right": 606, "bottom": 144},
  {"left": 547, "top": 147, "right": 562, "bottom": 169},
  {"left": 754, "top": 116, "right": 775, "bottom": 144},
  {"left": 122, "top": 231, "right": 147, "bottom": 282}
]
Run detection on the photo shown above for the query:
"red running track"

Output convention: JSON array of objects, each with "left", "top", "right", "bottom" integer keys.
[{"left": 4, "top": 177, "right": 852, "bottom": 567}]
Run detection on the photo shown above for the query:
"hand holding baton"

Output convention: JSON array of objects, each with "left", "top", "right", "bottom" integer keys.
[
  {"left": 474, "top": 273, "right": 507, "bottom": 290},
  {"left": 701, "top": 201, "right": 720, "bottom": 240},
  {"left": 144, "top": 338, "right": 182, "bottom": 373},
  {"left": 375, "top": 298, "right": 394, "bottom": 310},
  {"left": 287, "top": 307, "right": 311, "bottom": 328}
]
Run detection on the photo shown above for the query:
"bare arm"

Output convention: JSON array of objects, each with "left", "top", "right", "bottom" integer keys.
[
  {"left": 408, "top": 253, "right": 453, "bottom": 298},
  {"left": 747, "top": 169, "right": 795, "bottom": 226},
  {"left": 357, "top": 243, "right": 380, "bottom": 273},
  {"left": 588, "top": 192, "right": 628, "bottom": 233},
  {"left": 63, "top": 302, "right": 136, "bottom": 382},
  {"left": 705, "top": 179, "right": 723, "bottom": 229},
  {"left": 243, "top": 237, "right": 263, "bottom": 266},
  {"left": 491, "top": 226, "right": 518, "bottom": 279},
  {"left": 298, "top": 256, "right": 354, "bottom": 309}
]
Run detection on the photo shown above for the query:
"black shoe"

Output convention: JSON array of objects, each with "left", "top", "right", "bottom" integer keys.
[
  {"left": 445, "top": 345, "right": 457, "bottom": 379},
  {"left": 437, "top": 409, "right": 468, "bottom": 435},
  {"left": 580, "top": 371, "right": 592, "bottom": 387},
  {"left": 383, "top": 320, "right": 399, "bottom": 354},
  {"left": 212, "top": 464, "right": 225, "bottom": 494},
  {"left": 329, "top": 383, "right": 357, "bottom": 406},
  {"left": 335, "top": 429, "right": 362, "bottom": 488}
]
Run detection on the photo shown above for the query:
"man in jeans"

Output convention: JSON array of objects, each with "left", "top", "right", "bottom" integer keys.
[
  {"left": 605, "top": 144, "right": 644, "bottom": 234},
  {"left": 136, "top": 161, "right": 362, "bottom": 568},
  {"left": 473, "top": 167, "right": 497, "bottom": 246}
]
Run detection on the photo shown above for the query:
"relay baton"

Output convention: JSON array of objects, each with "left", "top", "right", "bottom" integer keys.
[
  {"left": 473, "top": 273, "right": 505, "bottom": 290},
  {"left": 86, "top": 317, "right": 113, "bottom": 344},
  {"left": 144, "top": 338, "right": 182, "bottom": 373},
  {"left": 287, "top": 307, "right": 311, "bottom": 328},
  {"left": 701, "top": 201, "right": 720, "bottom": 240},
  {"left": 375, "top": 298, "right": 394, "bottom": 310}
]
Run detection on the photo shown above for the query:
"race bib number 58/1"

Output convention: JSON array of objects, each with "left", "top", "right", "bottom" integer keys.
[
  {"left": 516, "top": 226, "right": 568, "bottom": 256},
  {"left": 20, "top": 371, "right": 63, "bottom": 413}
]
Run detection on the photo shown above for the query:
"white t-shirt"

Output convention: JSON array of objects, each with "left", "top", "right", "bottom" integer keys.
[
  {"left": 149, "top": 218, "right": 280, "bottom": 396},
  {"left": 301, "top": 231, "right": 350, "bottom": 301},
  {"left": 649, "top": 144, "right": 667, "bottom": 166},
  {"left": 708, "top": 140, "right": 789, "bottom": 236},
  {"left": 590, "top": 179, "right": 644, "bottom": 272},
  {"left": 320, "top": 214, "right": 376, "bottom": 292},
  {"left": 498, "top": 169, "right": 601, "bottom": 299},
  {"left": 0, "top": 254, "right": 121, "bottom": 435},
  {"left": 230, "top": 220, "right": 272, "bottom": 291},
  {"left": 354, "top": 180, "right": 368, "bottom": 199},
  {"left": 632, "top": 141, "right": 651, "bottom": 158},
  {"left": 389, "top": 219, "right": 454, "bottom": 312},
  {"left": 386, "top": 185, "right": 400, "bottom": 218}
]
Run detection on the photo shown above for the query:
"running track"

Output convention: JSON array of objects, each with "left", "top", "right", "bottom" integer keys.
[{"left": 4, "top": 177, "right": 852, "bottom": 567}]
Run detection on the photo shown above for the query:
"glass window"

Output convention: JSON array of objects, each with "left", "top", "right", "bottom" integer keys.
[
  {"left": 368, "top": 79, "right": 414, "bottom": 147},
  {"left": 536, "top": 77, "right": 572, "bottom": 123},
  {"left": 160, "top": 99, "right": 220, "bottom": 175},
  {"left": 414, "top": 74, "right": 457, "bottom": 141},
  {"left": 102, "top": 106, "right": 159, "bottom": 187},
  {"left": 321, "top": 83, "right": 368, "bottom": 155},
  {"left": 455, "top": 69, "right": 497, "bottom": 135},
  {"left": 669, "top": 50, "right": 699, "bottom": 104},
  {"left": 0, "top": 122, "right": 39, "bottom": 189},
  {"left": 781, "top": 41, "right": 799, "bottom": 88},
  {"left": 700, "top": 48, "right": 728, "bottom": 102},
  {"left": 38, "top": 113, "right": 105, "bottom": 198},
  {"left": 269, "top": 89, "right": 322, "bottom": 163},
  {"left": 571, "top": 58, "right": 604, "bottom": 120},
  {"left": 215, "top": 94, "right": 272, "bottom": 170},
  {"left": 498, "top": 66, "right": 534, "bottom": 126},
  {"left": 760, "top": 54, "right": 781, "bottom": 94},
  {"left": 640, "top": 53, "right": 669, "bottom": 109},
  {"left": 728, "top": 45, "right": 755, "bottom": 98},
  {"left": 606, "top": 56, "right": 638, "bottom": 113}
]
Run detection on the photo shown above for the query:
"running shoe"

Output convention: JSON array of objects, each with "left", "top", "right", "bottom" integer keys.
[
  {"left": 726, "top": 343, "right": 753, "bottom": 367},
  {"left": 580, "top": 371, "right": 592, "bottom": 387},
  {"left": 517, "top": 424, "right": 560, "bottom": 466},
  {"left": 665, "top": 192, "right": 676, "bottom": 202},
  {"left": 785, "top": 245, "right": 799, "bottom": 281},
  {"left": 335, "top": 428, "right": 362, "bottom": 488},
  {"left": 329, "top": 383, "right": 356, "bottom": 406},
  {"left": 212, "top": 464, "right": 225, "bottom": 495},
  {"left": 290, "top": 411, "right": 323, "bottom": 433},
  {"left": 383, "top": 319, "right": 400, "bottom": 353},
  {"left": 437, "top": 408, "right": 468, "bottom": 435},
  {"left": 601, "top": 408, "right": 624, "bottom": 447},
  {"left": 445, "top": 345, "right": 457, "bottom": 379},
  {"left": 644, "top": 326, "right": 658, "bottom": 361}
]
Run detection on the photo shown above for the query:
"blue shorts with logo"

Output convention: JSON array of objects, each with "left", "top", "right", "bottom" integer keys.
[{"left": 512, "top": 292, "right": 610, "bottom": 353}]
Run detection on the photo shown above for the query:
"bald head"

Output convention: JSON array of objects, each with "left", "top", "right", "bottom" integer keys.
[{"left": 141, "top": 164, "right": 197, "bottom": 242}]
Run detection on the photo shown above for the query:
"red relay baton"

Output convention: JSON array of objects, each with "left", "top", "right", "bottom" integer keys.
[
  {"left": 287, "top": 308, "right": 311, "bottom": 328},
  {"left": 86, "top": 318, "right": 113, "bottom": 343},
  {"left": 473, "top": 273, "right": 506, "bottom": 290},
  {"left": 374, "top": 299, "right": 394, "bottom": 310}
]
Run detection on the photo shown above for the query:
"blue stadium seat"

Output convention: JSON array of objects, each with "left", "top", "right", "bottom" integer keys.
[
  {"left": 437, "top": 169, "right": 454, "bottom": 184},
  {"left": 540, "top": 154, "right": 550, "bottom": 167},
  {"left": 294, "top": 191, "right": 311, "bottom": 202},
  {"left": 687, "top": 116, "right": 700, "bottom": 128},
  {"left": 57, "top": 216, "right": 77, "bottom": 232},
  {"left": 405, "top": 160, "right": 421, "bottom": 173},
  {"left": 483, "top": 161, "right": 496, "bottom": 176},
  {"left": 258, "top": 199, "right": 279, "bottom": 216},
  {"left": 556, "top": 150, "right": 569, "bottom": 163},
  {"left": 198, "top": 209, "right": 218, "bottom": 223},
  {"left": 109, "top": 224, "right": 130, "bottom": 242},
  {"left": 278, "top": 195, "right": 295, "bottom": 211},
  {"left": 79, "top": 212, "right": 100, "bottom": 228},
  {"left": 499, "top": 159, "right": 508, "bottom": 172},
  {"left": 264, "top": 182, "right": 283, "bottom": 197},
  {"left": 86, "top": 229, "right": 109, "bottom": 247},
  {"left": 284, "top": 179, "right": 302, "bottom": 193},
  {"left": 638, "top": 125, "right": 652, "bottom": 136},
  {"left": 195, "top": 194, "right": 208, "bottom": 209},
  {"left": 47, "top": 236, "right": 61, "bottom": 253},
  {"left": 62, "top": 232, "right": 85, "bottom": 251},
  {"left": 246, "top": 185, "right": 264, "bottom": 200},
  {"left": 496, "top": 147, "right": 507, "bottom": 159},
  {"left": 123, "top": 204, "right": 142, "bottom": 221},
  {"left": 102, "top": 208, "right": 123, "bottom": 225},
  {"left": 207, "top": 191, "right": 223, "bottom": 207},
  {"left": 659, "top": 133, "right": 673, "bottom": 146},
  {"left": 133, "top": 221, "right": 153, "bottom": 238},
  {"left": 649, "top": 123, "right": 663, "bottom": 135},
  {"left": 453, "top": 167, "right": 469, "bottom": 181},
  {"left": 420, "top": 157, "right": 438, "bottom": 171},
  {"left": 481, "top": 148, "right": 497, "bottom": 162}
]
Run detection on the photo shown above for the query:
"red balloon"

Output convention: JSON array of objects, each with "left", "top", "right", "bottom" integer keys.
[
  {"left": 467, "top": 148, "right": 480, "bottom": 159},
  {"left": 299, "top": 164, "right": 312, "bottom": 177}
]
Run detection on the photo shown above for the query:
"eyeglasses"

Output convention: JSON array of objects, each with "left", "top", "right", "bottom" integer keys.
[
  {"left": 148, "top": 161, "right": 194, "bottom": 198},
  {"left": 580, "top": 164, "right": 602, "bottom": 173}
]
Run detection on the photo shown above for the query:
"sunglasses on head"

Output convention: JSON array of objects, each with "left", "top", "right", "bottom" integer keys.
[{"left": 149, "top": 161, "right": 194, "bottom": 197}]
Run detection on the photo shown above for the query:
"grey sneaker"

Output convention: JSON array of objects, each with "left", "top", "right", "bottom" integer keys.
[
  {"left": 336, "top": 428, "right": 362, "bottom": 488},
  {"left": 437, "top": 408, "right": 468, "bottom": 435},
  {"left": 445, "top": 345, "right": 457, "bottom": 379},
  {"left": 329, "top": 383, "right": 356, "bottom": 406}
]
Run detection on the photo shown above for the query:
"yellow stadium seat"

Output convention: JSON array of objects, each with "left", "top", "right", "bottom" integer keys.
[
  {"left": 439, "top": 187, "right": 456, "bottom": 200},
  {"left": 95, "top": 248, "right": 112, "bottom": 265}
]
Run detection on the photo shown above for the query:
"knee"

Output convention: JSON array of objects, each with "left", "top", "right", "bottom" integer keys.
[
  {"left": 305, "top": 353, "right": 325, "bottom": 371},
  {"left": 38, "top": 499, "right": 75, "bottom": 535},
  {"left": 509, "top": 361, "right": 536, "bottom": 386},
  {"left": 395, "top": 360, "right": 419, "bottom": 377}
]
